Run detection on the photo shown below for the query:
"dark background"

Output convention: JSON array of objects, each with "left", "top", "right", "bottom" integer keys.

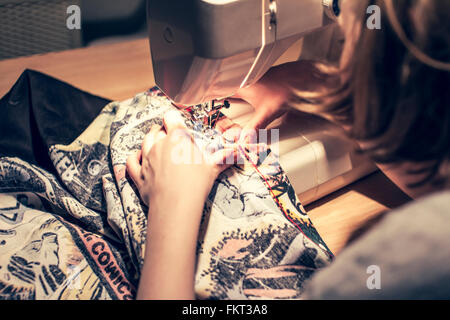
[
  {"left": 81, "top": 0, "right": 146, "bottom": 45},
  {"left": 0, "top": 0, "right": 147, "bottom": 60}
]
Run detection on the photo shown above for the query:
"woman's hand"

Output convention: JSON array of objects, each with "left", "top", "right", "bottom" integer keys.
[
  {"left": 233, "top": 60, "right": 333, "bottom": 130},
  {"left": 126, "top": 110, "right": 238, "bottom": 208},
  {"left": 126, "top": 110, "right": 239, "bottom": 300}
]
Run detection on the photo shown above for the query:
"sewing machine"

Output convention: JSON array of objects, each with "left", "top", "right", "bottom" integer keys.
[{"left": 147, "top": 0, "right": 376, "bottom": 204}]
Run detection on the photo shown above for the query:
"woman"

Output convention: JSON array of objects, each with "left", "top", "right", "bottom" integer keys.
[{"left": 127, "top": 0, "right": 450, "bottom": 299}]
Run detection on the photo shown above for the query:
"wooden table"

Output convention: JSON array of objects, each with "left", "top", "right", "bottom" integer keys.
[{"left": 0, "top": 39, "right": 411, "bottom": 254}]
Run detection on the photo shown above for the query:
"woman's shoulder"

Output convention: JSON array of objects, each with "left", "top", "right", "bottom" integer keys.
[{"left": 302, "top": 190, "right": 450, "bottom": 300}]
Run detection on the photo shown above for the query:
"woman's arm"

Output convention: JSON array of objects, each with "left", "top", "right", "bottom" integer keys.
[{"left": 137, "top": 192, "right": 206, "bottom": 300}]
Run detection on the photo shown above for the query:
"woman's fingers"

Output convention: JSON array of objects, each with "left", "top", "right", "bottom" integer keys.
[
  {"left": 155, "top": 128, "right": 167, "bottom": 143},
  {"left": 142, "top": 124, "right": 164, "bottom": 156},
  {"left": 243, "top": 106, "right": 286, "bottom": 132},
  {"left": 244, "top": 110, "right": 272, "bottom": 131},
  {"left": 222, "top": 124, "right": 242, "bottom": 143},
  {"left": 244, "top": 142, "right": 269, "bottom": 155},
  {"left": 209, "top": 145, "right": 243, "bottom": 168},
  {"left": 215, "top": 117, "right": 235, "bottom": 134},
  {"left": 126, "top": 150, "right": 143, "bottom": 188},
  {"left": 163, "top": 110, "right": 187, "bottom": 133}
]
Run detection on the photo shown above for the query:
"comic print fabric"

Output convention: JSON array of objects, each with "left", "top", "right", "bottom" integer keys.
[{"left": 0, "top": 70, "right": 333, "bottom": 300}]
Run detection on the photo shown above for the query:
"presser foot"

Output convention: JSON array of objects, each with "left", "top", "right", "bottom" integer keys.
[{"left": 183, "top": 100, "right": 231, "bottom": 131}]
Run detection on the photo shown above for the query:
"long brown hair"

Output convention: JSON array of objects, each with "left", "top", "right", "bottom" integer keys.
[{"left": 290, "top": 0, "right": 450, "bottom": 187}]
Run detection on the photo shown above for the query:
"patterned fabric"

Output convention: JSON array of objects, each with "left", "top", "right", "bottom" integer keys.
[{"left": 0, "top": 87, "right": 333, "bottom": 300}]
